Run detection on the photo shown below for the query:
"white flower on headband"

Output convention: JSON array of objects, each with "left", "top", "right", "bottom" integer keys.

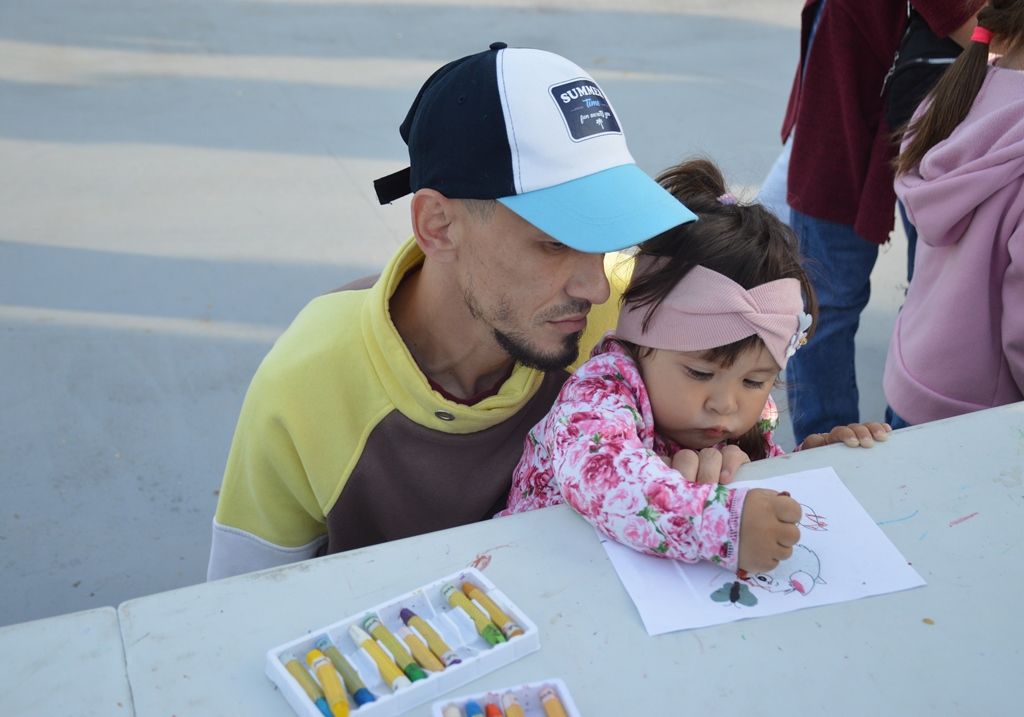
[{"left": 786, "top": 312, "right": 813, "bottom": 358}]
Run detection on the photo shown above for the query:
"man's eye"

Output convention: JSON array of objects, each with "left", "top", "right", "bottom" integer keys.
[{"left": 684, "top": 367, "right": 712, "bottom": 380}]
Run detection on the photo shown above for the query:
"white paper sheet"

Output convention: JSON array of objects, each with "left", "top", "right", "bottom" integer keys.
[{"left": 600, "top": 467, "right": 926, "bottom": 635}]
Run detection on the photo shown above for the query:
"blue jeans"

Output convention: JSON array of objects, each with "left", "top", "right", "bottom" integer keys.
[
  {"left": 786, "top": 210, "right": 879, "bottom": 444},
  {"left": 884, "top": 405, "right": 912, "bottom": 430}
]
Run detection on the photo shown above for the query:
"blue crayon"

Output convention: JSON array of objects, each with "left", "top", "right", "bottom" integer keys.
[{"left": 464, "top": 699, "right": 485, "bottom": 717}]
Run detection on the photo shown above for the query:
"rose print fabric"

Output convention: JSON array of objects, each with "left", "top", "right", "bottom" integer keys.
[{"left": 500, "top": 338, "right": 785, "bottom": 571}]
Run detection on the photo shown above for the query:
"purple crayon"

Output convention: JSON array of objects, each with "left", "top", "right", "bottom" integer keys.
[{"left": 399, "top": 608, "right": 461, "bottom": 666}]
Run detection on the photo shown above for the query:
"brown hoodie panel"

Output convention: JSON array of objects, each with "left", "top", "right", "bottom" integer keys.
[{"left": 322, "top": 370, "right": 568, "bottom": 553}]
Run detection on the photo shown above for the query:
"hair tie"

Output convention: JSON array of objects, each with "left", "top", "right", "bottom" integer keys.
[
  {"left": 971, "top": 26, "right": 993, "bottom": 45},
  {"left": 717, "top": 192, "right": 738, "bottom": 205}
]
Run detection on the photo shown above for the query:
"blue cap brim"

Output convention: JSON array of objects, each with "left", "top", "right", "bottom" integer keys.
[{"left": 498, "top": 164, "right": 697, "bottom": 253}]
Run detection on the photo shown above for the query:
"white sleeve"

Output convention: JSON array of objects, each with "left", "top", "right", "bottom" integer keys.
[{"left": 206, "top": 519, "right": 327, "bottom": 581}]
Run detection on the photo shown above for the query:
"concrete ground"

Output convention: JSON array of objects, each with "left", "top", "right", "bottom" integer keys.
[{"left": 0, "top": 0, "right": 911, "bottom": 627}]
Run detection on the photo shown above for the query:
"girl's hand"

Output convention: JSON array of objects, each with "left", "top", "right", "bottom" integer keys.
[
  {"left": 800, "top": 422, "right": 892, "bottom": 450},
  {"left": 671, "top": 444, "right": 750, "bottom": 485},
  {"left": 738, "top": 488, "right": 802, "bottom": 573}
]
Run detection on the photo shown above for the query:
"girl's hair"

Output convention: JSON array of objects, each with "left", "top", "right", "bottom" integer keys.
[
  {"left": 897, "top": 1, "right": 1024, "bottom": 175},
  {"left": 619, "top": 157, "right": 818, "bottom": 459}
]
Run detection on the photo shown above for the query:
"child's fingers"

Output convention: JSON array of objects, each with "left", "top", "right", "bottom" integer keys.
[
  {"left": 774, "top": 495, "right": 803, "bottom": 524},
  {"left": 694, "top": 448, "right": 723, "bottom": 484},
  {"left": 867, "top": 421, "right": 892, "bottom": 441},
  {"left": 718, "top": 445, "right": 750, "bottom": 484},
  {"left": 671, "top": 449, "right": 700, "bottom": 482},
  {"left": 847, "top": 423, "right": 876, "bottom": 448}
]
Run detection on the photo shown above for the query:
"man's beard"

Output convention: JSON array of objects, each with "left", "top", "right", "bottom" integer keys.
[
  {"left": 464, "top": 290, "right": 588, "bottom": 371},
  {"left": 493, "top": 327, "right": 581, "bottom": 371}
]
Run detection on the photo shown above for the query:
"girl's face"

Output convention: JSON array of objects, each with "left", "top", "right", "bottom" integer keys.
[{"left": 637, "top": 344, "right": 779, "bottom": 450}]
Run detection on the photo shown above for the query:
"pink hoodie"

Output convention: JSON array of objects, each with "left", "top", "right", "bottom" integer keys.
[{"left": 884, "top": 64, "right": 1024, "bottom": 425}]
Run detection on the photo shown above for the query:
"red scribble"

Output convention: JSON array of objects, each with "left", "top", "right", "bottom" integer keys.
[
  {"left": 948, "top": 512, "right": 979, "bottom": 527},
  {"left": 468, "top": 543, "right": 514, "bottom": 570}
]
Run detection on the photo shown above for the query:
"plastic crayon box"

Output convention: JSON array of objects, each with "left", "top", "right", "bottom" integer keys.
[
  {"left": 430, "top": 678, "right": 581, "bottom": 717},
  {"left": 265, "top": 568, "right": 540, "bottom": 717}
]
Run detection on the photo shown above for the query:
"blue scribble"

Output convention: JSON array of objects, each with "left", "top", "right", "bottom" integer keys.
[
  {"left": 919, "top": 531, "right": 928, "bottom": 541},
  {"left": 876, "top": 509, "right": 920, "bottom": 526}
]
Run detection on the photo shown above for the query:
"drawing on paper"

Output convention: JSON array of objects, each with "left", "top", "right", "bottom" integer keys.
[
  {"left": 741, "top": 544, "right": 826, "bottom": 596},
  {"left": 799, "top": 504, "right": 829, "bottom": 531},
  {"left": 710, "top": 580, "right": 759, "bottom": 607}
]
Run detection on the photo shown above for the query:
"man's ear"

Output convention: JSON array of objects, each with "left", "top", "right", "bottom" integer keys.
[{"left": 410, "top": 189, "right": 459, "bottom": 262}]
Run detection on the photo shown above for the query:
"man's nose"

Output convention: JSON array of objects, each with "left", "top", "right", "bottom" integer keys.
[{"left": 566, "top": 251, "right": 611, "bottom": 306}]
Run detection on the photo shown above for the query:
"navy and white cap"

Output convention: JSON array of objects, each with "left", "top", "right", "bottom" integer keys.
[{"left": 373, "top": 42, "right": 696, "bottom": 253}]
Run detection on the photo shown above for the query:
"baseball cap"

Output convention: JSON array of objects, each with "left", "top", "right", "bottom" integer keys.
[{"left": 373, "top": 42, "right": 696, "bottom": 253}]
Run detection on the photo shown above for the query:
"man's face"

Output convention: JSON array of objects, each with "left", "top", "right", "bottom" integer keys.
[{"left": 454, "top": 201, "right": 611, "bottom": 371}]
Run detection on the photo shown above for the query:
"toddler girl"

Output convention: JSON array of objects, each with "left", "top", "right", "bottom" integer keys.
[{"left": 501, "top": 159, "right": 890, "bottom": 574}]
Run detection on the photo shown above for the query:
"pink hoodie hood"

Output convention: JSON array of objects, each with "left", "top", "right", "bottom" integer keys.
[
  {"left": 898, "top": 66, "right": 1024, "bottom": 247},
  {"left": 885, "top": 64, "right": 1024, "bottom": 424}
]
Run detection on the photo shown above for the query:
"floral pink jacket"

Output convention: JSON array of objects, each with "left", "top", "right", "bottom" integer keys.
[{"left": 500, "top": 338, "right": 785, "bottom": 571}]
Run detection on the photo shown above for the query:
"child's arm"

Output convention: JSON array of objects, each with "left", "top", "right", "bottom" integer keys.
[
  {"left": 800, "top": 422, "right": 891, "bottom": 450},
  {"left": 545, "top": 354, "right": 747, "bottom": 570}
]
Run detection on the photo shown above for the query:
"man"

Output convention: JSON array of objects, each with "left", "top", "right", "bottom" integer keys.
[{"left": 207, "top": 43, "right": 698, "bottom": 580}]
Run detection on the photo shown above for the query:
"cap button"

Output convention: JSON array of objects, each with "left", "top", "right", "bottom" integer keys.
[
  {"left": 434, "top": 410, "right": 455, "bottom": 422},
  {"left": 489, "top": 42, "right": 507, "bottom": 51}
]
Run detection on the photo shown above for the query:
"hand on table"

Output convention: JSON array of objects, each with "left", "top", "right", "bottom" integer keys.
[
  {"left": 800, "top": 422, "right": 892, "bottom": 450},
  {"left": 670, "top": 444, "right": 750, "bottom": 485}
]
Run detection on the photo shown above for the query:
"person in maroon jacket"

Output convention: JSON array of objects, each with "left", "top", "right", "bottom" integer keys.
[{"left": 779, "top": 0, "right": 982, "bottom": 444}]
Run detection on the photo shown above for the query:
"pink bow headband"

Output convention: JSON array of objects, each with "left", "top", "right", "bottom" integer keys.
[{"left": 615, "top": 259, "right": 812, "bottom": 370}]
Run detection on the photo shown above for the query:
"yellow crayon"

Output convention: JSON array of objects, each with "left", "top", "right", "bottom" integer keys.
[
  {"left": 306, "top": 649, "right": 350, "bottom": 717},
  {"left": 362, "top": 614, "right": 427, "bottom": 682},
  {"left": 501, "top": 691, "right": 526, "bottom": 717},
  {"left": 281, "top": 653, "right": 332, "bottom": 717},
  {"left": 461, "top": 581, "right": 524, "bottom": 638},
  {"left": 399, "top": 608, "right": 461, "bottom": 666},
  {"left": 539, "top": 686, "right": 568, "bottom": 717},
  {"left": 442, "top": 583, "right": 506, "bottom": 646},
  {"left": 348, "top": 624, "right": 411, "bottom": 692},
  {"left": 396, "top": 625, "right": 446, "bottom": 672}
]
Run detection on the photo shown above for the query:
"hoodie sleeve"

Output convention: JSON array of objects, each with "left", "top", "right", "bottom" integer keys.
[
  {"left": 542, "top": 352, "right": 746, "bottom": 570},
  {"left": 1004, "top": 222, "right": 1024, "bottom": 394}
]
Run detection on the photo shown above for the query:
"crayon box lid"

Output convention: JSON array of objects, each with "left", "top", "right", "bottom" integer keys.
[
  {"left": 430, "top": 677, "right": 582, "bottom": 717},
  {"left": 265, "top": 567, "right": 540, "bottom": 717}
]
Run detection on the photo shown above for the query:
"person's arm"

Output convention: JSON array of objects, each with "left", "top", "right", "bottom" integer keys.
[
  {"left": 546, "top": 354, "right": 747, "bottom": 570},
  {"left": 207, "top": 369, "right": 328, "bottom": 581}
]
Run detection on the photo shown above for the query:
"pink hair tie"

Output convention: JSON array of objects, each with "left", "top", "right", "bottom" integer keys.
[
  {"left": 971, "top": 26, "right": 993, "bottom": 45},
  {"left": 717, "top": 192, "right": 738, "bottom": 205}
]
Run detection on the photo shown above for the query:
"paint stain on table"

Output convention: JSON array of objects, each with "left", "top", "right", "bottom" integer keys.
[
  {"left": 948, "top": 512, "right": 979, "bottom": 527},
  {"left": 922, "top": 617, "right": 935, "bottom": 625}
]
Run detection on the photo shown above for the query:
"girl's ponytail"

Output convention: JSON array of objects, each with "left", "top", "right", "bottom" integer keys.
[{"left": 897, "top": 1, "right": 1024, "bottom": 175}]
